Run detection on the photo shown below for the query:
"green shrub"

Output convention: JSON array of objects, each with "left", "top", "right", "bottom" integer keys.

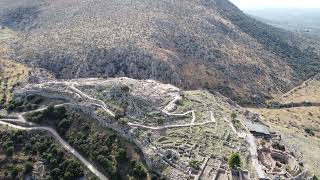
[
  {"left": 24, "top": 143, "right": 32, "bottom": 152},
  {"left": 24, "top": 161, "right": 33, "bottom": 174},
  {"left": 231, "top": 112, "right": 237, "bottom": 120},
  {"left": 189, "top": 159, "right": 201, "bottom": 170},
  {"left": 62, "top": 159, "right": 84, "bottom": 178},
  {"left": 10, "top": 166, "right": 19, "bottom": 178},
  {"left": 97, "top": 155, "right": 115, "bottom": 173},
  {"left": 50, "top": 168, "right": 61, "bottom": 178},
  {"left": 130, "top": 161, "right": 147, "bottom": 178},
  {"left": 260, "top": 139, "right": 266, "bottom": 146},
  {"left": 57, "top": 119, "right": 72, "bottom": 134},
  {"left": 305, "top": 128, "right": 315, "bottom": 136},
  {"left": 5, "top": 146, "right": 14, "bottom": 157},
  {"left": 228, "top": 152, "right": 241, "bottom": 169},
  {"left": 157, "top": 118, "right": 165, "bottom": 125},
  {"left": 115, "top": 148, "right": 127, "bottom": 162}
]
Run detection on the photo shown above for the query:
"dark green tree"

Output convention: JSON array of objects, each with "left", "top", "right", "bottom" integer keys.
[
  {"left": 50, "top": 168, "right": 61, "bottom": 178},
  {"left": 24, "top": 161, "right": 33, "bottom": 174},
  {"left": 231, "top": 112, "right": 237, "bottom": 120},
  {"left": 63, "top": 159, "right": 84, "bottom": 178},
  {"left": 130, "top": 161, "right": 147, "bottom": 177},
  {"left": 11, "top": 166, "right": 19, "bottom": 178},
  {"left": 228, "top": 152, "right": 241, "bottom": 169},
  {"left": 115, "top": 148, "right": 127, "bottom": 162},
  {"left": 5, "top": 146, "right": 14, "bottom": 157}
]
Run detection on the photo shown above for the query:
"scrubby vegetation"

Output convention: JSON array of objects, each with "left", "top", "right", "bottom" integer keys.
[
  {"left": 0, "top": 59, "right": 29, "bottom": 109},
  {"left": 25, "top": 105, "right": 70, "bottom": 135},
  {"left": 6, "top": 95, "right": 43, "bottom": 112},
  {"left": 0, "top": 129, "right": 88, "bottom": 179},
  {"left": 231, "top": 112, "right": 237, "bottom": 120},
  {"left": 305, "top": 128, "right": 315, "bottom": 136},
  {"left": 266, "top": 101, "right": 314, "bottom": 109},
  {"left": 25, "top": 105, "right": 149, "bottom": 179},
  {"left": 2, "top": 0, "right": 320, "bottom": 106},
  {"left": 189, "top": 160, "right": 201, "bottom": 170},
  {"left": 216, "top": 0, "right": 320, "bottom": 80}
]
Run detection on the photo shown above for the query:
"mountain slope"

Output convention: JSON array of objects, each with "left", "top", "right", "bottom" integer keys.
[
  {"left": 245, "top": 8, "right": 320, "bottom": 57},
  {"left": 0, "top": 0, "right": 319, "bottom": 105}
]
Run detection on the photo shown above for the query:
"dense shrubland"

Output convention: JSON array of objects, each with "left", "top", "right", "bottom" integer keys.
[
  {"left": 0, "top": 130, "right": 87, "bottom": 179},
  {"left": 6, "top": 95, "right": 43, "bottom": 112},
  {"left": 25, "top": 106, "right": 149, "bottom": 179}
]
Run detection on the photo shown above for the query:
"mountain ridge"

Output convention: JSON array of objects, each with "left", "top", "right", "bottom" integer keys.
[{"left": 0, "top": 0, "right": 319, "bottom": 105}]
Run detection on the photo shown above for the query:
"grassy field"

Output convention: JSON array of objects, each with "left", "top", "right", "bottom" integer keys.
[
  {"left": 252, "top": 107, "right": 320, "bottom": 136},
  {"left": 0, "top": 59, "right": 29, "bottom": 106}
]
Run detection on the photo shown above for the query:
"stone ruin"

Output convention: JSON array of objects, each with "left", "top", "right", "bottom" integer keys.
[{"left": 256, "top": 138, "right": 315, "bottom": 179}]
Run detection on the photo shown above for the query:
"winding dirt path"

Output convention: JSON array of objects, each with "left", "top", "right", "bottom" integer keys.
[
  {"left": 35, "top": 81, "right": 116, "bottom": 117},
  {"left": 68, "top": 84, "right": 116, "bottom": 117},
  {"left": 127, "top": 120, "right": 216, "bottom": 130},
  {"left": 128, "top": 95, "right": 218, "bottom": 130},
  {"left": 0, "top": 117, "right": 108, "bottom": 180}
]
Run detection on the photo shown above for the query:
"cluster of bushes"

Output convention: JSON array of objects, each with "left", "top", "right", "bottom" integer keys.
[
  {"left": 6, "top": 95, "right": 43, "bottom": 112},
  {"left": 267, "top": 101, "right": 313, "bottom": 109},
  {"left": 66, "top": 123, "right": 147, "bottom": 179},
  {"left": 0, "top": 130, "right": 84, "bottom": 179},
  {"left": 129, "top": 161, "right": 147, "bottom": 178},
  {"left": 0, "top": 94, "right": 8, "bottom": 108},
  {"left": 272, "top": 141, "right": 286, "bottom": 151},
  {"left": 26, "top": 106, "right": 148, "bottom": 179},
  {"left": 305, "top": 128, "right": 315, "bottom": 136},
  {"left": 230, "top": 112, "right": 237, "bottom": 120},
  {"left": 25, "top": 105, "right": 71, "bottom": 135},
  {"left": 228, "top": 152, "right": 241, "bottom": 169},
  {"left": 189, "top": 160, "right": 201, "bottom": 170}
]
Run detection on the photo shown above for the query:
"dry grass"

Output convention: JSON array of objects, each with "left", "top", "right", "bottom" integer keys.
[
  {"left": 0, "top": 59, "right": 29, "bottom": 104},
  {"left": 252, "top": 107, "right": 320, "bottom": 134},
  {"left": 0, "top": 27, "right": 15, "bottom": 40},
  {"left": 0, "top": 44, "right": 9, "bottom": 56},
  {"left": 275, "top": 74, "right": 320, "bottom": 104}
]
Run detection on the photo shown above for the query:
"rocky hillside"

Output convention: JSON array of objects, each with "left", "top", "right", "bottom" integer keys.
[{"left": 0, "top": 0, "right": 319, "bottom": 105}]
